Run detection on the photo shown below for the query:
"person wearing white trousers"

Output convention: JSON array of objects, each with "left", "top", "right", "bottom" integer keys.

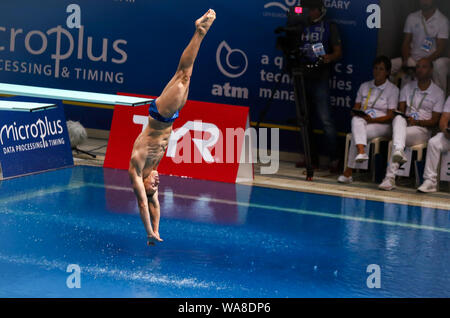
[
  {"left": 418, "top": 96, "right": 450, "bottom": 192},
  {"left": 390, "top": 0, "right": 449, "bottom": 90},
  {"left": 338, "top": 56, "right": 399, "bottom": 184},
  {"left": 379, "top": 58, "right": 445, "bottom": 191}
]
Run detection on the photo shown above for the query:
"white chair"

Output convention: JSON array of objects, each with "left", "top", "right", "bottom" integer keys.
[
  {"left": 344, "top": 133, "right": 389, "bottom": 181},
  {"left": 438, "top": 151, "right": 450, "bottom": 191},
  {"left": 387, "top": 141, "right": 427, "bottom": 179}
]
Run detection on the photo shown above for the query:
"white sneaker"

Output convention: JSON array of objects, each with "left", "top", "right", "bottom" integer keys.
[
  {"left": 417, "top": 179, "right": 437, "bottom": 193},
  {"left": 355, "top": 153, "right": 369, "bottom": 163},
  {"left": 378, "top": 178, "right": 396, "bottom": 191},
  {"left": 392, "top": 148, "right": 407, "bottom": 165},
  {"left": 338, "top": 175, "right": 353, "bottom": 184}
]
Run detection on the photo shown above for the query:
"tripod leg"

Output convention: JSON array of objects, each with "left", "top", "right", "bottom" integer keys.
[
  {"left": 73, "top": 147, "right": 97, "bottom": 158},
  {"left": 293, "top": 70, "right": 314, "bottom": 181},
  {"left": 256, "top": 79, "right": 283, "bottom": 130}
]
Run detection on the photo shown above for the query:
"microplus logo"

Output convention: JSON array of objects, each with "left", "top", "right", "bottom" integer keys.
[
  {"left": 0, "top": 117, "right": 64, "bottom": 146},
  {"left": 0, "top": 4, "right": 128, "bottom": 80}
]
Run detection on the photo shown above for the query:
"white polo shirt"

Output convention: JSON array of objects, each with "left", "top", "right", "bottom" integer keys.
[
  {"left": 444, "top": 96, "right": 450, "bottom": 113},
  {"left": 404, "top": 9, "right": 449, "bottom": 60},
  {"left": 400, "top": 81, "right": 445, "bottom": 120},
  {"left": 355, "top": 80, "right": 399, "bottom": 118}
]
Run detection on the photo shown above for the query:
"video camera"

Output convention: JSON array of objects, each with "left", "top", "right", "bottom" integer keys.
[{"left": 275, "top": 0, "right": 326, "bottom": 74}]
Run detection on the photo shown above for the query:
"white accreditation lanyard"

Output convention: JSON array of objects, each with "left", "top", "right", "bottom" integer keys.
[
  {"left": 319, "top": 21, "right": 325, "bottom": 42},
  {"left": 363, "top": 87, "right": 384, "bottom": 111},
  {"left": 421, "top": 15, "right": 431, "bottom": 37},
  {"left": 409, "top": 88, "right": 428, "bottom": 114},
  {"left": 421, "top": 15, "right": 434, "bottom": 52}
]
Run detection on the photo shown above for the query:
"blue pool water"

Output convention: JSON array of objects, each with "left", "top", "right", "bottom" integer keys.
[{"left": 0, "top": 166, "right": 449, "bottom": 297}]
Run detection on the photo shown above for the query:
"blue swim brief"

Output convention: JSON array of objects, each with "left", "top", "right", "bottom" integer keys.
[{"left": 149, "top": 99, "right": 179, "bottom": 123}]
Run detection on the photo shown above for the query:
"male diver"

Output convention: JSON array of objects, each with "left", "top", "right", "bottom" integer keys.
[{"left": 128, "top": 9, "right": 216, "bottom": 245}]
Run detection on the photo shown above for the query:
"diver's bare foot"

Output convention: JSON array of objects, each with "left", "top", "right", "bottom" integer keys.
[
  {"left": 195, "top": 9, "right": 216, "bottom": 36},
  {"left": 147, "top": 233, "right": 163, "bottom": 246},
  {"left": 155, "top": 232, "right": 164, "bottom": 242}
]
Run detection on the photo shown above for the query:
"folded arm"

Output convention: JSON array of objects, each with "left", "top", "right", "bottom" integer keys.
[
  {"left": 369, "top": 109, "right": 395, "bottom": 124},
  {"left": 427, "top": 38, "right": 447, "bottom": 62},
  {"left": 410, "top": 112, "right": 441, "bottom": 128},
  {"left": 353, "top": 103, "right": 394, "bottom": 124}
]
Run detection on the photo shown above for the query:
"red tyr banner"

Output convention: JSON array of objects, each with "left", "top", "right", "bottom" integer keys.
[{"left": 104, "top": 93, "right": 253, "bottom": 183}]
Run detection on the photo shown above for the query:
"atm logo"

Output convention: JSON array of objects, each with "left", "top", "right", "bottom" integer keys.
[{"left": 216, "top": 41, "right": 248, "bottom": 79}]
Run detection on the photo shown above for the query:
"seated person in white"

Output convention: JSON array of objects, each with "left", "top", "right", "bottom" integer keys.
[
  {"left": 417, "top": 96, "right": 450, "bottom": 193},
  {"left": 338, "top": 56, "right": 399, "bottom": 184},
  {"left": 379, "top": 58, "right": 445, "bottom": 191},
  {"left": 391, "top": 0, "right": 449, "bottom": 90}
]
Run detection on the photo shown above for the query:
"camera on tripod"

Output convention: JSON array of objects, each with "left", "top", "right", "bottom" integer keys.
[
  {"left": 274, "top": 0, "right": 326, "bottom": 75},
  {"left": 262, "top": 0, "right": 329, "bottom": 180}
]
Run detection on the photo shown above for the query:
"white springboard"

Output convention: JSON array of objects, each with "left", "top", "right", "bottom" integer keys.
[
  {"left": 0, "top": 83, "right": 153, "bottom": 106},
  {"left": 0, "top": 101, "right": 57, "bottom": 112}
]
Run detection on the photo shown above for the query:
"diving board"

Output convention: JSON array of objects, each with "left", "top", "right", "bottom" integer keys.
[
  {"left": 0, "top": 101, "right": 56, "bottom": 112},
  {"left": 0, "top": 83, "right": 153, "bottom": 106}
]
